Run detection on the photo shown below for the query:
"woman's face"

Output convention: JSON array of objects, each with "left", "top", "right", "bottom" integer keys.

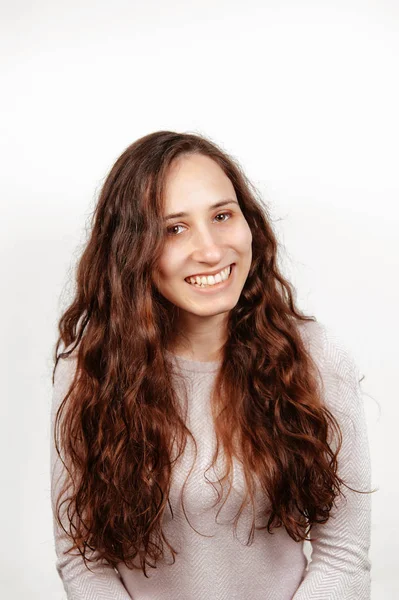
[{"left": 154, "top": 153, "right": 253, "bottom": 322}]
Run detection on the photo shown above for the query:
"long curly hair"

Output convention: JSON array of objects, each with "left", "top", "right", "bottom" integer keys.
[{"left": 52, "top": 130, "right": 346, "bottom": 578}]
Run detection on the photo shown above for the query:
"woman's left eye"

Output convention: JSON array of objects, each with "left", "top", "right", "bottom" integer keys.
[{"left": 166, "top": 212, "right": 231, "bottom": 236}]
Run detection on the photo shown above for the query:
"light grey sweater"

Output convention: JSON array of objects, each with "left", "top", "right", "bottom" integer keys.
[{"left": 50, "top": 320, "right": 371, "bottom": 599}]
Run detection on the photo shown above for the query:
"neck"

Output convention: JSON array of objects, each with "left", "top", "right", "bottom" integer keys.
[{"left": 168, "top": 314, "right": 228, "bottom": 362}]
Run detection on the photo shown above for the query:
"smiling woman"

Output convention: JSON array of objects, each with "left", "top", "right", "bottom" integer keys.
[
  {"left": 50, "top": 130, "right": 372, "bottom": 600},
  {"left": 152, "top": 152, "right": 253, "bottom": 358}
]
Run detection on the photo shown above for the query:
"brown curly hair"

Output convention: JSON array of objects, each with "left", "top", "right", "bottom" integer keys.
[{"left": 52, "top": 130, "right": 347, "bottom": 578}]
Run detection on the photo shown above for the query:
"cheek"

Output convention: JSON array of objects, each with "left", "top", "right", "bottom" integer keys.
[
  {"left": 156, "top": 249, "right": 177, "bottom": 281},
  {"left": 233, "top": 221, "right": 252, "bottom": 249}
]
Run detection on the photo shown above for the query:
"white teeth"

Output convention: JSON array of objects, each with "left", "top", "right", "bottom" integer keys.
[{"left": 186, "top": 265, "right": 232, "bottom": 287}]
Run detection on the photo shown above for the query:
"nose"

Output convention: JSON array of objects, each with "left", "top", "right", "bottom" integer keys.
[{"left": 190, "top": 224, "right": 224, "bottom": 262}]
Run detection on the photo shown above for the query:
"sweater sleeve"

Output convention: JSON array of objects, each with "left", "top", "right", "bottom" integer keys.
[
  {"left": 50, "top": 353, "right": 132, "bottom": 600},
  {"left": 292, "top": 329, "right": 372, "bottom": 600}
]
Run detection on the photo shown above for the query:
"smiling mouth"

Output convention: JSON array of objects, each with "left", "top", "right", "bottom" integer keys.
[{"left": 185, "top": 264, "right": 234, "bottom": 288}]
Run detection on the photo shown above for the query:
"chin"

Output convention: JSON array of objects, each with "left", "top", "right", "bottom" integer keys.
[{"left": 180, "top": 296, "right": 239, "bottom": 317}]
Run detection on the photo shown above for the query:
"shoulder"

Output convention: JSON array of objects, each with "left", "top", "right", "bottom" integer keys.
[
  {"left": 54, "top": 346, "right": 78, "bottom": 384},
  {"left": 297, "top": 319, "right": 362, "bottom": 383},
  {"left": 296, "top": 319, "right": 364, "bottom": 419},
  {"left": 51, "top": 345, "right": 79, "bottom": 416},
  {"left": 296, "top": 318, "right": 326, "bottom": 364}
]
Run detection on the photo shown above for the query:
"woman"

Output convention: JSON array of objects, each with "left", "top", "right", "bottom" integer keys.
[{"left": 50, "top": 131, "right": 372, "bottom": 599}]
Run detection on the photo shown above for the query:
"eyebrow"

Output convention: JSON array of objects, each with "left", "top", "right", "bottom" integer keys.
[{"left": 164, "top": 199, "right": 239, "bottom": 222}]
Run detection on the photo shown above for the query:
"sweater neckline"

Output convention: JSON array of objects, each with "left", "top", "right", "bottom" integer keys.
[{"left": 165, "top": 349, "right": 221, "bottom": 373}]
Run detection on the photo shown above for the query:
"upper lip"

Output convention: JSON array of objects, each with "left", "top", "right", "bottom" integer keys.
[{"left": 186, "top": 264, "right": 233, "bottom": 279}]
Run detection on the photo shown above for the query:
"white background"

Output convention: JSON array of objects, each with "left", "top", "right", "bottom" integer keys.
[{"left": 1, "top": 0, "right": 397, "bottom": 598}]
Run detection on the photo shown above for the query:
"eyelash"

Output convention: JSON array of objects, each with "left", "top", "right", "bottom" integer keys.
[{"left": 166, "top": 212, "right": 232, "bottom": 236}]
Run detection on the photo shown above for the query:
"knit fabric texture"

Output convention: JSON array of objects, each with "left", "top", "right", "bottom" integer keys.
[{"left": 50, "top": 320, "right": 371, "bottom": 599}]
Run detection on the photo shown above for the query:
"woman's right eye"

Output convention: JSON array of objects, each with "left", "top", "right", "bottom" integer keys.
[{"left": 166, "top": 224, "right": 184, "bottom": 236}]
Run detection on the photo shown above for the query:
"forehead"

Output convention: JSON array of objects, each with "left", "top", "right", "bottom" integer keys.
[{"left": 163, "top": 154, "right": 236, "bottom": 208}]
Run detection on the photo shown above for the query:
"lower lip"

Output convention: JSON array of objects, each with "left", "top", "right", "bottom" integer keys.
[{"left": 185, "top": 264, "right": 235, "bottom": 293}]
